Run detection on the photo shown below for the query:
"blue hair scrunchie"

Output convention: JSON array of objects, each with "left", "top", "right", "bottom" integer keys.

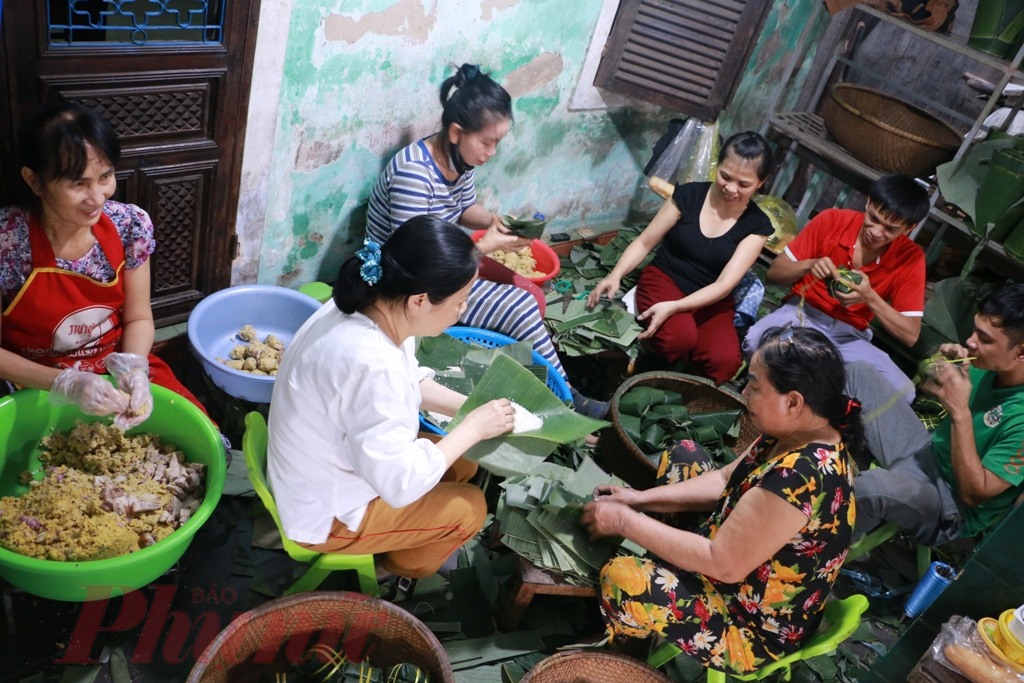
[
  {"left": 356, "top": 239, "right": 382, "bottom": 286},
  {"left": 464, "top": 64, "right": 480, "bottom": 81}
]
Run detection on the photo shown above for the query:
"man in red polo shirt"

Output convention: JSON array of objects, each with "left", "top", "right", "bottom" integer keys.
[{"left": 743, "top": 175, "right": 930, "bottom": 402}]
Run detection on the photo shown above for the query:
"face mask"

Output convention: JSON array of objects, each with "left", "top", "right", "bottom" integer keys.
[{"left": 450, "top": 143, "right": 474, "bottom": 176}]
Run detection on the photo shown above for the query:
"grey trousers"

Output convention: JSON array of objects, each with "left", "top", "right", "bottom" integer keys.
[
  {"left": 744, "top": 301, "right": 916, "bottom": 404},
  {"left": 846, "top": 361, "right": 963, "bottom": 546}
]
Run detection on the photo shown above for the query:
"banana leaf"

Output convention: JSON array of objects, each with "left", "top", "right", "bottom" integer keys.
[
  {"left": 639, "top": 423, "right": 666, "bottom": 452},
  {"left": 447, "top": 355, "right": 608, "bottom": 477},
  {"left": 417, "top": 333, "right": 472, "bottom": 371},
  {"left": 618, "top": 413, "right": 642, "bottom": 444},
  {"left": 434, "top": 376, "right": 475, "bottom": 395},
  {"left": 921, "top": 276, "right": 995, "bottom": 344},
  {"left": 501, "top": 214, "right": 547, "bottom": 240},
  {"left": 690, "top": 409, "right": 742, "bottom": 435},
  {"left": 465, "top": 340, "right": 535, "bottom": 367},
  {"left": 968, "top": 0, "right": 1024, "bottom": 58},
  {"left": 936, "top": 138, "right": 1021, "bottom": 232},
  {"left": 1006, "top": 213, "right": 1024, "bottom": 260},
  {"left": 977, "top": 148, "right": 1024, "bottom": 241},
  {"left": 645, "top": 403, "right": 691, "bottom": 422}
]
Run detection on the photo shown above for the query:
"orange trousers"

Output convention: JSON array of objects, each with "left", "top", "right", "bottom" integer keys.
[{"left": 301, "top": 457, "right": 486, "bottom": 578}]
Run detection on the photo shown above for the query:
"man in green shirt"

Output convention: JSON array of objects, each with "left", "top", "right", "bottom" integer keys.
[{"left": 849, "top": 284, "right": 1024, "bottom": 545}]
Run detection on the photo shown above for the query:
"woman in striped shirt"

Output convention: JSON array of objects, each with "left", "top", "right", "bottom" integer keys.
[{"left": 367, "top": 63, "right": 608, "bottom": 418}]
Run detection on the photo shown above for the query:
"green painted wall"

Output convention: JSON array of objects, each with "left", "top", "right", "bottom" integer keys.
[{"left": 257, "top": 0, "right": 829, "bottom": 287}]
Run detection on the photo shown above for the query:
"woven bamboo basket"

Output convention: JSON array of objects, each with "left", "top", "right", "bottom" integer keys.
[
  {"left": 520, "top": 650, "right": 674, "bottom": 683},
  {"left": 187, "top": 591, "right": 453, "bottom": 683},
  {"left": 596, "top": 372, "right": 758, "bottom": 490},
  {"left": 822, "top": 83, "right": 962, "bottom": 178}
]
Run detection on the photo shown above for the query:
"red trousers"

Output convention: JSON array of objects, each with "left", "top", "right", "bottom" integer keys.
[{"left": 635, "top": 265, "right": 741, "bottom": 384}]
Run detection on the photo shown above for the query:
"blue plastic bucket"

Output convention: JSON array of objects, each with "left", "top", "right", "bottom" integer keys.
[{"left": 419, "top": 326, "right": 570, "bottom": 435}]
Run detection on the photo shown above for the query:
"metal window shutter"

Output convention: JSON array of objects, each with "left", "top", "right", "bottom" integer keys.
[{"left": 595, "top": 0, "right": 773, "bottom": 120}]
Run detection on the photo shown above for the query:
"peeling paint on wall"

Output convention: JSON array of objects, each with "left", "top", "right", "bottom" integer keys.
[
  {"left": 504, "top": 52, "right": 564, "bottom": 98},
  {"left": 324, "top": 0, "right": 438, "bottom": 44},
  {"left": 481, "top": 0, "right": 521, "bottom": 22},
  {"left": 254, "top": 0, "right": 826, "bottom": 288}
]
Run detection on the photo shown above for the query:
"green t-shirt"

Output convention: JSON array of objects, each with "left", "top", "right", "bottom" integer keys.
[{"left": 932, "top": 367, "right": 1024, "bottom": 537}]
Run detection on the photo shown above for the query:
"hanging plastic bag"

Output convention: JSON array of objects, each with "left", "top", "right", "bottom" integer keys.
[{"left": 642, "top": 119, "right": 720, "bottom": 199}]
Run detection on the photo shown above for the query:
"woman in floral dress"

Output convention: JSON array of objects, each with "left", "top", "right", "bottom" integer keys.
[{"left": 582, "top": 326, "right": 862, "bottom": 675}]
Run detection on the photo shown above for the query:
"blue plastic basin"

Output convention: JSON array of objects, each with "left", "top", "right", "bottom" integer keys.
[{"left": 187, "top": 285, "right": 322, "bottom": 403}]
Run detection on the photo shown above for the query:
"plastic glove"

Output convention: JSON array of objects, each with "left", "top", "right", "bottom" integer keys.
[
  {"left": 49, "top": 368, "right": 129, "bottom": 416},
  {"left": 105, "top": 352, "right": 153, "bottom": 430}
]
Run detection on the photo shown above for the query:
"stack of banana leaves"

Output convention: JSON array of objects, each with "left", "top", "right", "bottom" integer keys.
[
  {"left": 495, "top": 457, "right": 642, "bottom": 585},
  {"left": 617, "top": 386, "right": 743, "bottom": 467},
  {"left": 416, "top": 334, "right": 549, "bottom": 410},
  {"left": 544, "top": 226, "right": 652, "bottom": 358},
  {"left": 937, "top": 136, "right": 1024, "bottom": 262},
  {"left": 417, "top": 337, "right": 609, "bottom": 477}
]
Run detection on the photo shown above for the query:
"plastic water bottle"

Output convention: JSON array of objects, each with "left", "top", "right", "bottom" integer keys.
[{"left": 904, "top": 561, "right": 955, "bottom": 618}]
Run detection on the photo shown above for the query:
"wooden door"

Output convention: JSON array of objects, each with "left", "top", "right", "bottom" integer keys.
[{"left": 0, "top": 0, "right": 260, "bottom": 325}]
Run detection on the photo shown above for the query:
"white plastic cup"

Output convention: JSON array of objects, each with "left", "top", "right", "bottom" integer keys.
[{"left": 1010, "top": 605, "right": 1024, "bottom": 645}]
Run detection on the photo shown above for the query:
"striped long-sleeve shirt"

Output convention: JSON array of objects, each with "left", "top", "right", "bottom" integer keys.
[
  {"left": 364, "top": 138, "right": 567, "bottom": 380},
  {"left": 366, "top": 139, "right": 476, "bottom": 244}
]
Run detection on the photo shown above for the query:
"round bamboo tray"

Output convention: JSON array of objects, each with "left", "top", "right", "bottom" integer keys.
[
  {"left": 822, "top": 83, "right": 962, "bottom": 178},
  {"left": 187, "top": 591, "right": 453, "bottom": 683},
  {"left": 597, "top": 372, "right": 757, "bottom": 490},
  {"left": 521, "top": 651, "right": 674, "bottom": 683}
]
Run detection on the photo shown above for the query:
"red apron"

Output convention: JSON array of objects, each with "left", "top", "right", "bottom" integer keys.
[{"left": 2, "top": 212, "right": 210, "bottom": 417}]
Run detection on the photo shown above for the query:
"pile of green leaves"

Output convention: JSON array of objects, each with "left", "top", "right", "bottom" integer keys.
[
  {"left": 543, "top": 226, "right": 652, "bottom": 358},
  {"left": 495, "top": 458, "right": 634, "bottom": 585},
  {"left": 617, "top": 385, "right": 742, "bottom": 467}
]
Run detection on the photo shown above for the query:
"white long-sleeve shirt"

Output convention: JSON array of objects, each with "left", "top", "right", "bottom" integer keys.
[{"left": 267, "top": 302, "right": 447, "bottom": 544}]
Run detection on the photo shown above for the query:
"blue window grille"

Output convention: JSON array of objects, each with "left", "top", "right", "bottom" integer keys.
[{"left": 47, "top": 0, "right": 226, "bottom": 46}]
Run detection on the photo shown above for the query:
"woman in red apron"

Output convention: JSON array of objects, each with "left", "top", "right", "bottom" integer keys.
[{"left": 0, "top": 101, "right": 208, "bottom": 430}]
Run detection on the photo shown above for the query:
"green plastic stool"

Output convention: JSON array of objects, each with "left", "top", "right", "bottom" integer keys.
[
  {"left": 299, "top": 281, "right": 333, "bottom": 303},
  {"left": 647, "top": 595, "right": 870, "bottom": 680},
  {"left": 242, "top": 412, "right": 378, "bottom": 597}
]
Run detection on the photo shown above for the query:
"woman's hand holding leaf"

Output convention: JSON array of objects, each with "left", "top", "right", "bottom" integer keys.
[
  {"left": 582, "top": 500, "right": 634, "bottom": 540},
  {"left": 587, "top": 276, "right": 621, "bottom": 309},
  {"left": 460, "top": 398, "right": 515, "bottom": 441},
  {"left": 478, "top": 214, "right": 532, "bottom": 254},
  {"left": 593, "top": 484, "right": 646, "bottom": 509}
]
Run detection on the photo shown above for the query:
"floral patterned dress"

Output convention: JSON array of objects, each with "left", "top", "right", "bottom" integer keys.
[{"left": 599, "top": 436, "right": 855, "bottom": 674}]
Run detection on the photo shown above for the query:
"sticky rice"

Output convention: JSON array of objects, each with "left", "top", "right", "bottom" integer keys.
[{"left": 511, "top": 401, "right": 543, "bottom": 433}]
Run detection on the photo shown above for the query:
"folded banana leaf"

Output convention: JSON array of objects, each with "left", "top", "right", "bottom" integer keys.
[
  {"left": 690, "top": 409, "right": 742, "bottom": 434},
  {"left": 447, "top": 355, "right": 608, "bottom": 476},
  {"left": 639, "top": 423, "right": 666, "bottom": 452},
  {"left": 617, "top": 386, "right": 684, "bottom": 417},
  {"left": 619, "top": 413, "right": 642, "bottom": 444},
  {"left": 645, "top": 403, "right": 691, "bottom": 423},
  {"left": 501, "top": 214, "right": 547, "bottom": 240}
]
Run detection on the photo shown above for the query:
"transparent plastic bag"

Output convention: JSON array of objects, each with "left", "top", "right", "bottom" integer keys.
[
  {"left": 933, "top": 616, "right": 1024, "bottom": 683},
  {"left": 642, "top": 119, "right": 720, "bottom": 199}
]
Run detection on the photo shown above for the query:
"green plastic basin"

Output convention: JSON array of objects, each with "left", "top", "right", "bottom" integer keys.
[{"left": 0, "top": 383, "right": 225, "bottom": 602}]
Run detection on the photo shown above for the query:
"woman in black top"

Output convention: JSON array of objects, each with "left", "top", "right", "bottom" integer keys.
[{"left": 589, "top": 132, "right": 773, "bottom": 383}]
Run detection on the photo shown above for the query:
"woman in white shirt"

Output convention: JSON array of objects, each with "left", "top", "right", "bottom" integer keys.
[{"left": 268, "top": 215, "right": 514, "bottom": 578}]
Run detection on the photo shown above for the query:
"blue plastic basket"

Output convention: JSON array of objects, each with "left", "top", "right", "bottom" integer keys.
[{"left": 419, "top": 326, "right": 571, "bottom": 435}]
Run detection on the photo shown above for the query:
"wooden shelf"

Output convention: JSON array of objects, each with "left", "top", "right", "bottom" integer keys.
[
  {"left": 856, "top": 6, "right": 1024, "bottom": 77},
  {"left": 766, "top": 112, "right": 882, "bottom": 193}
]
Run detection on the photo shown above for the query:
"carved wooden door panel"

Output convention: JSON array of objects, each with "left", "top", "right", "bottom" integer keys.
[{"left": 0, "top": 0, "right": 260, "bottom": 325}]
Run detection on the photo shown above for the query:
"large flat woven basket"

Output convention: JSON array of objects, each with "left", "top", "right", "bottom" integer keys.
[
  {"left": 597, "top": 372, "right": 757, "bottom": 490},
  {"left": 822, "top": 83, "right": 961, "bottom": 178},
  {"left": 187, "top": 591, "right": 454, "bottom": 683},
  {"left": 520, "top": 650, "right": 673, "bottom": 683}
]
